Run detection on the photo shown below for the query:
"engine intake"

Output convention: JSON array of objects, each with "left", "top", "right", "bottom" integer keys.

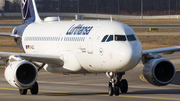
[
  {"left": 143, "top": 58, "right": 175, "bottom": 86},
  {"left": 5, "top": 60, "right": 37, "bottom": 89}
]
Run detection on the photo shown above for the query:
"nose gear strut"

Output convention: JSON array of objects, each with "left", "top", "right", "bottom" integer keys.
[{"left": 106, "top": 72, "right": 128, "bottom": 96}]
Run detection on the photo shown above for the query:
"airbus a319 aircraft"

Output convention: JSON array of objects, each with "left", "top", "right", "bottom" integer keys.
[{"left": 1, "top": 0, "right": 180, "bottom": 96}]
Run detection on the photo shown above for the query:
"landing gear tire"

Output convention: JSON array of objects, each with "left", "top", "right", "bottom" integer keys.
[
  {"left": 115, "top": 85, "right": 120, "bottom": 96},
  {"left": 120, "top": 79, "right": 128, "bottom": 93},
  {"left": 30, "top": 82, "right": 39, "bottom": 95},
  {"left": 106, "top": 72, "right": 128, "bottom": 96},
  {"left": 19, "top": 89, "right": 27, "bottom": 95},
  {"left": 108, "top": 82, "right": 113, "bottom": 96}
]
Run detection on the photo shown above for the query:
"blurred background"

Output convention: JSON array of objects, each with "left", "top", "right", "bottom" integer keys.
[{"left": 1, "top": 0, "right": 180, "bottom": 19}]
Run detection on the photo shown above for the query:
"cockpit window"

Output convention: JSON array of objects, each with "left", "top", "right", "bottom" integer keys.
[
  {"left": 102, "top": 34, "right": 135, "bottom": 42},
  {"left": 107, "top": 35, "right": 113, "bottom": 42},
  {"left": 127, "top": 35, "right": 136, "bottom": 41},
  {"left": 101, "top": 35, "right": 109, "bottom": 42},
  {"left": 115, "top": 35, "right": 126, "bottom": 41}
]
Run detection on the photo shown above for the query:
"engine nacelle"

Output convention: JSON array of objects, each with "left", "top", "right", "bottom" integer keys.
[
  {"left": 143, "top": 58, "right": 175, "bottom": 86},
  {"left": 5, "top": 60, "right": 38, "bottom": 89}
]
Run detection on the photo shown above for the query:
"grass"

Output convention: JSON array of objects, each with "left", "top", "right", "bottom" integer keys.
[
  {"left": 0, "top": 28, "right": 14, "bottom": 33},
  {"left": 2, "top": 18, "right": 180, "bottom": 33},
  {"left": 138, "top": 36, "right": 180, "bottom": 50},
  {"left": 0, "top": 36, "right": 23, "bottom": 53},
  {"left": 114, "top": 19, "right": 180, "bottom": 25},
  {"left": 1, "top": 18, "right": 180, "bottom": 25},
  {"left": 0, "top": 19, "right": 22, "bottom": 24},
  {"left": 1, "top": 18, "right": 180, "bottom": 33},
  {"left": 1, "top": 27, "right": 180, "bottom": 33},
  {"left": 133, "top": 28, "right": 180, "bottom": 33}
]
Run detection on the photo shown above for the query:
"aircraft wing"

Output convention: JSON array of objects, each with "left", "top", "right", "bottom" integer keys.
[
  {"left": 142, "top": 46, "right": 180, "bottom": 55},
  {"left": 0, "top": 52, "right": 64, "bottom": 66},
  {"left": 0, "top": 33, "right": 21, "bottom": 38}
]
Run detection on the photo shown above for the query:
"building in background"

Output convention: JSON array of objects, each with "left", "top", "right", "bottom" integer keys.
[
  {"left": 1, "top": 0, "right": 180, "bottom": 16},
  {"left": 0, "top": 0, "right": 5, "bottom": 12}
]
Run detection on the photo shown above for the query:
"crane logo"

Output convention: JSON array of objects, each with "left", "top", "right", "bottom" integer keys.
[{"left": 21, "top": 0, "right": 29, "bottom": 19}]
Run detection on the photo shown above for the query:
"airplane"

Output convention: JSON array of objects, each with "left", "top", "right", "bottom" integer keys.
[{"left": 0, "top": 0, "right": 180, "bottom": 96}]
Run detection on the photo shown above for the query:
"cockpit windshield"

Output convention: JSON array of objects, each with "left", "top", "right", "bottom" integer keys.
[
  {"left": 115, "top": 35, "right": 126, "bottom": 41},
  {"left": 107, "top": 35, "right": 113, "bottom": 42},
  {"left": 101, "top": 35, "right": 109, "bottom": 42},
  {"left": 127, "top": 35, "right": 136, "bottom": 41},
  {"left": 101, "top": 34, "right": 136, "bottom": 42}
]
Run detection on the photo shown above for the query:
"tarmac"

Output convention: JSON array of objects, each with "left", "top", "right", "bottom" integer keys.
[{"left": 0, "top": 53, "right": 180, "bottom": 101}]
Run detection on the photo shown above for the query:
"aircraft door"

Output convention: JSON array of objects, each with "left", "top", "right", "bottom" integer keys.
[{"left": 87, "top": 26, "right": 100, "bottom": 54}]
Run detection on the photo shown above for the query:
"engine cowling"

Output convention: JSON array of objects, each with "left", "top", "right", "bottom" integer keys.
[
  {"left": 4, "top": 60, "right": 38, "bottom": 89},
  {"left": 143, "top": 58, "right": 175, "bottom": 86}
]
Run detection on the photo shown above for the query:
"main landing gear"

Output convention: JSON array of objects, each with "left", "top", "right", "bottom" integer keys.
[
  {"left": 106, "top": 72, "right": 128, "bottom": 96},
  {"left": 19, "top": 82, "right": 39, "bottom": 95}
]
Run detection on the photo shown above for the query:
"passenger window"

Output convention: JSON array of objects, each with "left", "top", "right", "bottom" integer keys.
[
  {"left": 107, "top": 35, "right": 113, "bottom": 42},
  {"left": 115, "top": 35, "right": 126, "bottom": 41},
  {"left": 127, "top": 35, "right": 136, "bottom": 41},
  {"left": 101, "top": 35, "right": 109, "bottom": 42}
]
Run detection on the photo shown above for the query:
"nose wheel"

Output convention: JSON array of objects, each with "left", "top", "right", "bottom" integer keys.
[
  {"left": 120, "top": 79, "right": 128, "bottom": 93},
  {"left": 107, "top": 72, "right": 128, "bottom": 96},
  {"left": 108, "top": 82, "right": 113, "bottom": 96},
  {"left": 115, "top": 84, "right": 120, "bottom": 96}
]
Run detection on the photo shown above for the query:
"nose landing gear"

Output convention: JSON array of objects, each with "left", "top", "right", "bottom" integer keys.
[{"left": 106, "top": 72, "right": 128, "bottom": 96}]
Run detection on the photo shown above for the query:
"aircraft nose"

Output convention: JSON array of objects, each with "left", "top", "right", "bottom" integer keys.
[{"left": 119, "top": 42, "right": 142, "bottom": 70}]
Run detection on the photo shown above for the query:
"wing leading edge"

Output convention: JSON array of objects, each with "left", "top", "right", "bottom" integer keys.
[
  {"left": 142, "top": 46, "right": 180, "bottom": 55},
  {"left": 0, "top": 52, "right": 64, "bottom": 66},
  {"left": 0, "top": 33, "right": 21, "bottom": 38}
]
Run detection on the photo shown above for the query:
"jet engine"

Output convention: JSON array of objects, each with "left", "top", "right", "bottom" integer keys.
[
  {"left": 143, "top": 58, "right": 175, "bottom": 86},
  {"left": 4, "top": 60, "right": 38, "bottom": 89}
]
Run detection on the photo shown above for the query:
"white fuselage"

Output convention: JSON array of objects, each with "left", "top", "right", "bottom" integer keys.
[{"left": 21, "top": 20, "right": 142, "bottom": 73}]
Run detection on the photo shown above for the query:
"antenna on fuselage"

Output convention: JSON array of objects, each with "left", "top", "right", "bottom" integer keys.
[
  {"left": 58, "top": 16, "right": 60, "bottom": 21},
  {"left": 110, "top": 15, "right": 112, "bottom": 22}
]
